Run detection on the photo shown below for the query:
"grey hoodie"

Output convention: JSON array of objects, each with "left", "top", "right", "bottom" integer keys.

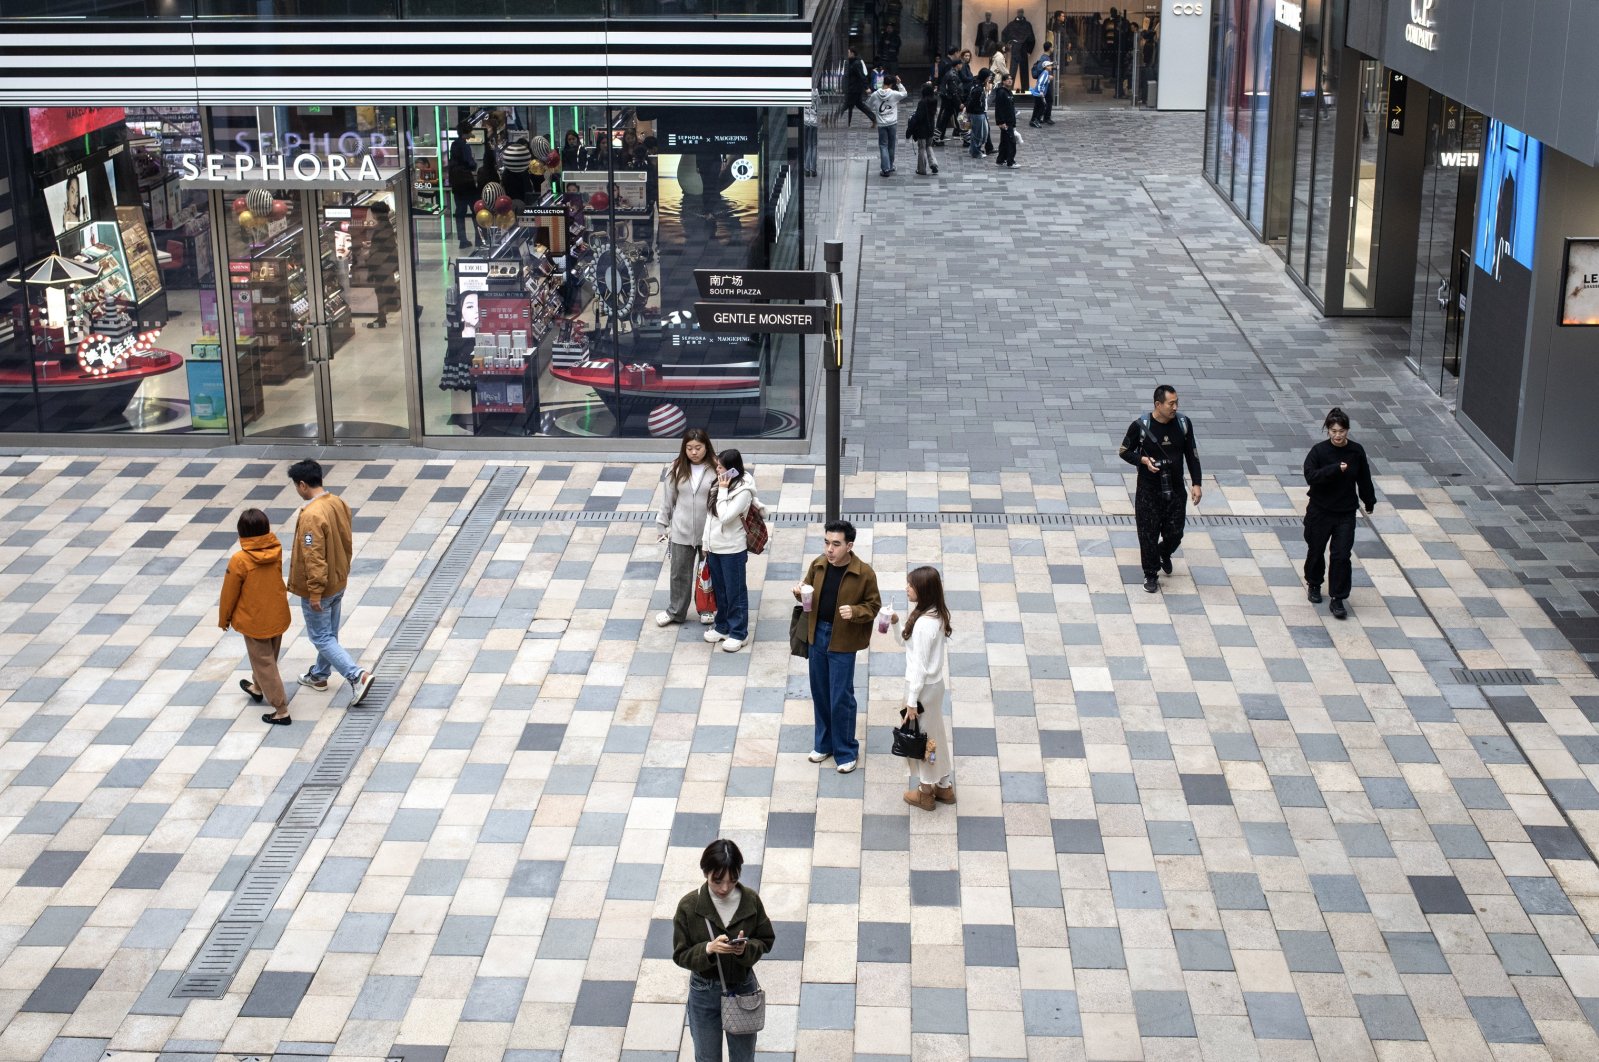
[{"left": 657, "top": 462, "right": 715, "bottom": 547}]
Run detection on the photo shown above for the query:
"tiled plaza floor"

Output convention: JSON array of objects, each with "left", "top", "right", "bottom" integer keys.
[{"left": 3, "top": 454, "right": 1599, "bottom": 1061}]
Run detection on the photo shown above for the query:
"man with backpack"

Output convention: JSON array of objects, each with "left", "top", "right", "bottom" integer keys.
[
  {"left": 1030, "top": 44, "right": 1056, "bottom": 126},
  {"left": 1118, "top": 385, "right": 1203, "bottom": 593}
]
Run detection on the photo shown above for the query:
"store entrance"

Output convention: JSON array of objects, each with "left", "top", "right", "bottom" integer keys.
[{"left": 214, "top": 181, "right": 412, "bottom": 442}]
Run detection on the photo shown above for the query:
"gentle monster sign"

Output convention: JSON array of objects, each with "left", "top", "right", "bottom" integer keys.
[{"left": 178, "top": 153, "right": 384, "bottom": 183}]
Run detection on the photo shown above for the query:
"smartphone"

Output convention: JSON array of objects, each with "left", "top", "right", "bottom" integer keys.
[{"left": 730, "top": 934, "right": 747, "bottom": 949}]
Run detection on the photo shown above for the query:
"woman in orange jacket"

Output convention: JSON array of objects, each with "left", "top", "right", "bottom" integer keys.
[{"left": 219, "top": 508, "right": 293, "bottom": 725}]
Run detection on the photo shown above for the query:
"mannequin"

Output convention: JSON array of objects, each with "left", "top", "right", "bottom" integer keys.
[
  {"left": 1002, "top": 9, "right": 1036, "bottom": 91},
  {"left": 976, "top": 12, "right": 1000, "bottom": 57}
]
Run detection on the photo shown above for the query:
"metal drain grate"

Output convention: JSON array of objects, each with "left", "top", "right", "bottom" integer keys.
[
  {"left": 503, "top": 509, "right": 1303, "bottom": 529},
  {"left": 172, "top": 468, "right": 525, "bottom": 1001},
  {"left": 1451, "top": 667, "right": 1542, "bottom": 686}
]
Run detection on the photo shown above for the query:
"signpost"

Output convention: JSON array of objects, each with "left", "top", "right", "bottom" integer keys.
[{"left": 692, "top": 242, "right": 846, "bottom": 520}]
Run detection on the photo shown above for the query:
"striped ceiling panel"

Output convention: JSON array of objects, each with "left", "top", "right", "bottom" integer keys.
[{"left": 0, "top": 19, "right": 812, "bottom": 105}]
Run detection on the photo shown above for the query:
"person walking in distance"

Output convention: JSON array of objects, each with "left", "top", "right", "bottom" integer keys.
[
  {"left": 220, "top": 508, "right": 293, "bottom": 726},
  {"left": 837, "top": 46, "right": 876, "bottom": 126},
  {"left": 994, "top": 73, "right": 1019, "bottom": 168},
  {"left": 794, "top": 521, "right": 882, "bottom": 773},
  {"left": 934, "top": 46, "right": 963, "bottom": 144},
  {"left": 287, "top": 459, "right": 374, "bottom": 704},
  {"left": 673, "top": 839, "right": 776, "bottom": 1062},
  {"left": 657, "top": 427, "right": 718, "bottom": 629},
  {"left": 867, "top": 73, "right": 908, "bottom": 177},
  {"left": 1302, "top": 407, "right": 1377, "bottom": 620},
  {"left": 701, "top": 449, "right": 764, "bottom": 653},
  {"left": 891, "top": 566, "right": 955, "bottom": 810},
  {"left": 1118, "top": 385, "right": 1202, "bottom": 593},
  {"left": 965, "top": 68, "right": 992, "bottom": 159},
  {"left": 907, "top": 82, "right": 940, "bottom": 176},
  {"left": 1029, "top": 55, "right": 1054, "bottom": 127}
]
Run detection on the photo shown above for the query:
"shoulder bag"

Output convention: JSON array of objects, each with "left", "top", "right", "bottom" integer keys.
[
  {"left": 694, "top": 557, "right": 717, "bottom": 614},
  {"left": 742, "top": 502, "right": 769, "bottom": 555},
  {"left": 705, "top": 918, "right": 766, "bottom": 1035},
  {"left": 789, "top": 604, "right": 810, "bottom": 659}
]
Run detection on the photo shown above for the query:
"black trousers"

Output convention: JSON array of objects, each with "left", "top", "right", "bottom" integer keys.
[
  {"left": 1135, "top": 481, "right": 1186, "bottom": 577},
  {"left": 1304, "top": 505, "right": 1357, "bottom": 600},
  {"left": 936, "top": 98, "right": 959, "bottom": 138},
  {"left": 837, "top": 93, "right": 874, "bottom": 124},
  {"left": 1030, "top": 95, "right": 1049, "bottom": 123},
  {"left": 997, "top": 126, "right": 1017, "bottom": 164}
]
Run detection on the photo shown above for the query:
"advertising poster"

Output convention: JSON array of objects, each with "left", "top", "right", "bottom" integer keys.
[
  {"left": 29, "top": 106, "right": 126, "bottom": 154},
  {"left": 42, "top": 172, "right": 89, "bottom": 237},
  {"left": 1560, "top": 239, "right": 1599, "bottom": 326},
  {"left": 1473, "top": 121, "right": 1542, "bottom": 282}
]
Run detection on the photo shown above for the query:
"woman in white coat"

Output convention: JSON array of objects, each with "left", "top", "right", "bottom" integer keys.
[
  {"left": 892, "top": 566, "right": 955, "bottom": 810},
  {"left": 701, "top": 449, "right": 764, "bottom": 653},
  {"left": 656, "top": 428, "right": 717, "bottom": 628}
]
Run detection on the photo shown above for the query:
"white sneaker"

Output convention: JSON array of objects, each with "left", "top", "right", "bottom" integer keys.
[
  {"left": 655, "top": 611, "right": 678, "bottom": 627},
  {"left": 721, "top": 638, "right": 744, "bottom": 653},
  {"left": 704, "top": 629, "right": 725, "bottom": 643},
  {"left": 699, "top": 612, "right": 716, "bottom": 625},
  {"left": 836, "top": 760, "right": 858, "bottom": 774},
  {"left": 807, "top": 750, "right": 831, "bottom": 763}
]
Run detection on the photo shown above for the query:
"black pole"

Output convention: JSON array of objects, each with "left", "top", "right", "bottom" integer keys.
[{"left": 823, "top": 239, "right": 844, "bottom": 522}]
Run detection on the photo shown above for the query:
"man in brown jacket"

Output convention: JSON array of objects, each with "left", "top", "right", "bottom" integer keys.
[
  {"left": 793, "top": 520, "right": 881, "bottom": 773},
  {"left": 287, "top": 459, "right": 372, "bottom": 705}
]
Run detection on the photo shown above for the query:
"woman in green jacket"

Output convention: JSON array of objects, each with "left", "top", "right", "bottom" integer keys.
[{"left": 672, "top": 839, "right": 776, "bottom": 1061}]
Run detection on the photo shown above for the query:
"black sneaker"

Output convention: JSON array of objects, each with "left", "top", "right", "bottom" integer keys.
[
  {"left": 1330, "top": 598, "right": 1347, "bottom": 620},
  {"left": 1160, "top": 554, "right": 1173, "bottom": 575},
  {"left": 1143, "top": 576, "right": 1159, "bottom": 594},
  {"left": 1307, "top": 586, "right": 1322, "bottom": 604}
]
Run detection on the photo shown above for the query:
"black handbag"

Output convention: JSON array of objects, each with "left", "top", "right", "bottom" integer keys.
[
  {"left": 891, "top": 703, "right": 928, "bottom": 759},
  {"left": 789, "top": 605, "right": 810, "bottom": 659}
]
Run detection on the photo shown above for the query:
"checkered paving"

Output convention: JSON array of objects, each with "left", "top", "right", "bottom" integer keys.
[{"left": 2, "top": 454, "right": 1598, "bottom": 1061}]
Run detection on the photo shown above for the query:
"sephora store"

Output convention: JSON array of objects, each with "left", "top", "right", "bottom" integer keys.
[{"left": 0, "top": 21, "right": 819, "bottom": 447}]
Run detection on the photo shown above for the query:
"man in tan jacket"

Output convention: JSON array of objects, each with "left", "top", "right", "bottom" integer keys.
[{"left": 287, "top": 459, "right": 372, "bottom": 705}]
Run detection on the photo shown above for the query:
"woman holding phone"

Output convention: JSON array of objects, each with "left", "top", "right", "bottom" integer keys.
[
  {"left": 673, "top": 839, "right": 776, "bottom": 1062},
  {"left": 892, "top": 566, "right": 955, "bottom": 810},
  {"left": 701, "top": 449, "right": 764, "bottom": 653}
]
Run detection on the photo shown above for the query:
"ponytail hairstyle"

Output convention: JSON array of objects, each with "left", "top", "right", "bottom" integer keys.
[
  {"left": 903, "top": 565, "right": 953, "bottom": 639},
  {"left": 668, "top": 427, "right": 714, "bottom": 484},
  {"left": 707, "top": 449, "right": 747, "bottom": 517},
  {"left": 1323, "top": 407, "right": 1350, "bottom": 432}
]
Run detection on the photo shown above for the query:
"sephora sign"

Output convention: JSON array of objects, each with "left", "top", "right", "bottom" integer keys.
[{"left": 178, "top": 153, "right": 384, "bottom": 183}]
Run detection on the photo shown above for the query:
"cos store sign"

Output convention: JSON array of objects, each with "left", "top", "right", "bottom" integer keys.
[{"left": 1171, "top": 1, "right": 1202, "bottom": 12}]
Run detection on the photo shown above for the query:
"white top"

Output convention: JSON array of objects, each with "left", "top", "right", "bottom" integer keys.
[
  {"left": 711, "top": 884, "right": 742, "bottom": 928},
  {"left": 690, "top": 464, "right": 709, "bottom": 493},
  {"left": 899, "top": 611, "right": 949, "bottom": 706},
  {"left": 701, "top": 475, "right": 763, "bottom": 555}
]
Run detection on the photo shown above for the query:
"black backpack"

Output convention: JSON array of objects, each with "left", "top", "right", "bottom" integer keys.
[{"left": 939, "top": 67, "right": 962, "bottom": 102}]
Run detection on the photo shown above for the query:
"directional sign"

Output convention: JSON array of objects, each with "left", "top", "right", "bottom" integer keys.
[
  {"left": 693, "top": 302, "right": 829, "bottom": 334},
  {"left": 694, "top": 269, "right": 830, "bottom": 301}
]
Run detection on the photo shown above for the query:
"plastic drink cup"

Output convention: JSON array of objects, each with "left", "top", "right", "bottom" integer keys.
[
  {"left": 801, "top": 585, "right": 814, "bottom": 612},
  {"left": 877, "top": 604, "right": 893, "bottom": 633}
]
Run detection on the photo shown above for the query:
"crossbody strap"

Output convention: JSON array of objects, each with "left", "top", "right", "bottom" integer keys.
[{"left": 704, "top": 917, "right": 729, "bottom": 992}]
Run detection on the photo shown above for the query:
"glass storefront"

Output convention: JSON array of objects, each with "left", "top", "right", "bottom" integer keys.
[
  {"left": 1407, "top": 94, "right": 1483, "bottom": 397},
  {"left": 0, "top": 104, "right": 806, "bottom": 442},
  {"left": 1202, "top": 0, "right": 1277, "bottom": 233}
]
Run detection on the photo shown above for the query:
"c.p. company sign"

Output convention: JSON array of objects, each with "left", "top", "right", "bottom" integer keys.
[{"left": 1406, "top": 0, "right": 1439, "bottom": 51}]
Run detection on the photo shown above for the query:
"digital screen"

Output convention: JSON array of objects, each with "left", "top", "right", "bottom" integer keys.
[
  {"left": 1473, "top": 120, "right": 1542, "bottom": 280},
  {"left": 29, "top": 107, "right": 126, "bottom": 154}
]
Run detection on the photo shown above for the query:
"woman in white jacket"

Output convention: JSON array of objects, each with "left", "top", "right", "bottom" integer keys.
[
  {"left": 892, "top": 566, "right": 954, "bottom": 810},
  {"left": 701, "top": 449, "right": 763, "bottom": 653},
  {"left": 656, "top": 428, "right": 717, "bottom": 628}
]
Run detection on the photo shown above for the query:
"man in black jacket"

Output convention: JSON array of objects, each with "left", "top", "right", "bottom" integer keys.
[
  {"left": 993, "top": 75, "right": 1019, "bottom": 168},
  {"left": 1118, "top": 384, "right": 1202, "bottom": 593},
  {"left": 935, "top": 47, "right": 963, "bottom": 143},
  {"left": 837, "top": 46, "right": 876, "bottom": 125},
  {"left": 1301, "top": 408, "right": 1377, "bottom": 618}
]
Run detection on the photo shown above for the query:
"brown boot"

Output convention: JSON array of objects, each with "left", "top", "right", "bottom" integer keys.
[
  {"left": 933, "top": 785, "right": 957, "bottom": 805},
  {"left": 903, "top": 785, "right": 935, "bottom": 811}
]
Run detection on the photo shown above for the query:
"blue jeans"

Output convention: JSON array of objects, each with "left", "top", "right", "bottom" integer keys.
[
  {"left": 878, "top": 125, "right": 897, "bottom": 172},
  {"left": 686, "top": 972, "right": 757, "bottom": 1062},
  {"left": 706, "top": 551, "right": 749, "bottom": 640},
  {"left": 808, "top": 621, "right": 859, "bottom": 765},
  {"left": 967, "top": 113, "right": 988, "bottom": 157},
  {"left": 299, "top": 590, "right": 362, "bottom": 683}
]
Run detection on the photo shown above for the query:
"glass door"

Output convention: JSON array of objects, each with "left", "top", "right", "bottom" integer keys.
[{"left": 218, "top": 187, "right": 411, "bottom": 441}]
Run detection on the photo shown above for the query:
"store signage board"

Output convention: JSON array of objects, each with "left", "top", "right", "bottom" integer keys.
[
  {"left": 177, "top": 153, "right": 401, "bottom": 187},
  {"left": 1388, "top": 72, "right": 1409, "bottom": 134},
  {"left": 1559, "top": 238, "right": 1599, "bottom": 326},
  {"left": 1406, "top": 0, "right": 1439, "bottom": 50},
  {"left": 694, "top": 269, "right": 829, "bottom": 301},
  {"left": 1275, "top": 0, "right": 1301, "bottom": 30},
  {"left": 693, "top": 302, "right": 828, "bottom": 334}
]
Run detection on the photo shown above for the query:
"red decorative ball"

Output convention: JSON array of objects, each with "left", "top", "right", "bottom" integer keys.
[
  {"left": 271, "top": 200, "right": 288, "bottom": 218},
  {"left": 547, "top": 151, "right": 561, "bottom": 167},
  {"left": 232, "top": 197, "right": 248, "bottom": 214},
  {"left": 589, "top": 191, "right": 610, "bottom": 211},
  {"left": 494, "top": 195, "right": 512, "bottom": 214},
  {"left": 473, "top": 199, "right": 485, "bottom": 213}
]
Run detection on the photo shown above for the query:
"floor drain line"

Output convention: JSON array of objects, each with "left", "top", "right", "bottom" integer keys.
[
  {"left": 171, "top": 468, "right": 525, "bottom": 1000},
  {"left": 503, "top": 509, "right": 1304, "bottom": 529}
]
